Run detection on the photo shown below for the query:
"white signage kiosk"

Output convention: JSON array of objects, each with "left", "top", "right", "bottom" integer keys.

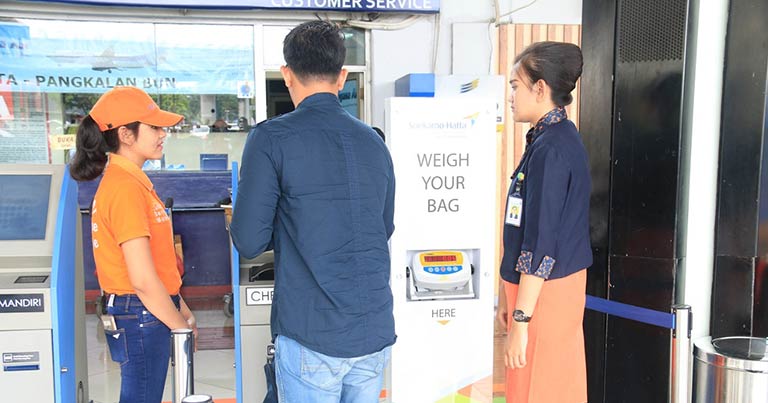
[
  {"left": 386, "top": 97, "right": 497, "bottom": 403},
  {"left": 0, "top": 164, "right": 88, "bottom": 403}
]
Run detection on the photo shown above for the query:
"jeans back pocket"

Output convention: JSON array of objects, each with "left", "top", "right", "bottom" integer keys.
[{"left": 104, "top": 328, "right": 129, "bottom": 366}]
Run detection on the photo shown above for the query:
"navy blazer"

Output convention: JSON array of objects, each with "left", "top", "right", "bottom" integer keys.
[{"left": 500, "top": 115, "right": 592, "bottom": 283}]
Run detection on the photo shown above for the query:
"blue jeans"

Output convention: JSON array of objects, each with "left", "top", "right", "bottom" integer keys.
[
  {"left": 105, "top": 294, "right": 180, "bottom": 403},
  {"left": 275, "top": 335, "right": 391, "bottom": 403}
]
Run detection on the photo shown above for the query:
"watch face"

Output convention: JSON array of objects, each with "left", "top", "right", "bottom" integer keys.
[{"left": 513, "top": 309, "right": 529, "bottom": 322}]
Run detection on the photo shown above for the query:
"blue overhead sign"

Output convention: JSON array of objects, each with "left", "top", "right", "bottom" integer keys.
[
  {"left": 30, "top": 0, "right": 440, "bottom": 13},
  {"left": 1, "top": 21, "right": 256, "bottom": 95}
]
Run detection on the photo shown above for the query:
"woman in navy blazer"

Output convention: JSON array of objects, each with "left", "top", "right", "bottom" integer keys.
[{"left": 497, "top": 42, "right": 592, "bottom": 403}]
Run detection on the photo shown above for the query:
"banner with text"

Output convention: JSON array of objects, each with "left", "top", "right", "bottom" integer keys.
[
  {"left": 1, "top": 21, "right": 255, "bottom": 95},
  {"left": 30, "top": 0, "right": 439, "bottom": 13}
]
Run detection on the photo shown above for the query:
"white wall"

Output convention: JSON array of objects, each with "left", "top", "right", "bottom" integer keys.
[
  {"left": 500, "top": 0, "right": 582, "bottom": 25},
  {"left": 370, "top": 0, "right": 582, "bottom": 129}
]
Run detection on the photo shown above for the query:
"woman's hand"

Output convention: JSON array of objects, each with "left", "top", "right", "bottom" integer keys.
[
  {"left": 497, "top": 282, "right": 508, "bottom": 331},
  {"left": 497, "top": 299, "right": 509, "bottom": 330},
  {"left": 187, "top": 311, "right": 198, "bottom": 352},
  {"left": 183, "top": 312, "right": 198, "bottom": 339},
  {"left": 179, "top": 298, "right": 198, "bottom": 351},
  {"left": 504, "top": 321, "right": 529, "bottom": 369}
]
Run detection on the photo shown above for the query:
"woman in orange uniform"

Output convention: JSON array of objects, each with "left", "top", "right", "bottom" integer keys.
[
  {"left": 70, "top": 86, "right": 197, "bottom": 403},
  {"left": 497, "top": 42, "right": 591, "bottom": 403}
]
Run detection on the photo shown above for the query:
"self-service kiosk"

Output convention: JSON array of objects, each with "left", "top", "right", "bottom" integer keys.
[
  {"left": 385, "top": 97, "right": 497, "bottom": 402},
  {"left": 228, "top": 162, "right": 275, "bottom": 402},
  {"left": 237, "top": 251, "right": 274, "bottom": 402},
  {"left": 0, "top": 164, "right": 88, "bottom": 403}
]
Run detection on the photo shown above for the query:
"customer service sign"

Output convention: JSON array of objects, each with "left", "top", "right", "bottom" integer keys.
[{"left": 34, "top": 0, "right": 440, "bottom": 13}]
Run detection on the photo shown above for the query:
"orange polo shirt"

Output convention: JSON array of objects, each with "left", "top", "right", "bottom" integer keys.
[{"left": 90, "top": 153, "right": 181, "bottom": 295}]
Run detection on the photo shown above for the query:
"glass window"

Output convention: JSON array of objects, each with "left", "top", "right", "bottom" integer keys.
[
  {"left": 2, "top": 19, "right": 367, "bottom": 169},
  {"left": 153, "top": 23, "right": 255, "bottom": 170},
  {"left": 1, "top": 19, "right": 158, "bottom": 164},
  {"left": 262, "top": 25, "right": 366, "bottom": 68},
  {"left": 340, "top": 72, "right": 363, "bottom": 119},
  {"left": 341, "top": 28, "right": 365, "bottom": 66},
  {"left": 0, "top": 19, "right": 255, "bottom": 170},
  {"left": 264, "top": 72, "right": 363, "bottom": 121}
]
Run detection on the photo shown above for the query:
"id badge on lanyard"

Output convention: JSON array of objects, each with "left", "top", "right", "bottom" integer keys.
[{"left": 505, "top": 172, "right": 525, "bottom": 227}]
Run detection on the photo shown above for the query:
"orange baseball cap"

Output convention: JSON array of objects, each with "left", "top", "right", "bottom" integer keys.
[{"left": 89, "top": 86, "right": 183, "bottom": 132}]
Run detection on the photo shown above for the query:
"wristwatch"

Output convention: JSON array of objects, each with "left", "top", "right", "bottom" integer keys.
[{"left": 512, "top": 309, "right": 532, "bottom": 323}]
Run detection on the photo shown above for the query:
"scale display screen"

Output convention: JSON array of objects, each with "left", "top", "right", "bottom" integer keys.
[
  {"left": 424, "top": 255, "right": 457, "bottom": 263},
  {"left": 419, "top": 251, "right": 464, "bottom": 267},
  {"left": 0, "top": 175, "right": 51, "bottom": 240}
]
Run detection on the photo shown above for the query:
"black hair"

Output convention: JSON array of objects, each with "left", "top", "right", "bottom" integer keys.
[
  {"left": 514, "top": 41, "right": 583, "bottom": 107},
  {"left": 69, "top": 115, "right": 139, "bottom": 181},
  {"left": 283, "top": 20, "right": 346, "bottom": 84}
]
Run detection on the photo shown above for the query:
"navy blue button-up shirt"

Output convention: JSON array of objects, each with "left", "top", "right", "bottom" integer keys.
[
  {"left": 500, "top": 109, "right": 592, "bottom": 283},
  {"left": 230, "top": 92, "right": 396, "bottom": 358}
]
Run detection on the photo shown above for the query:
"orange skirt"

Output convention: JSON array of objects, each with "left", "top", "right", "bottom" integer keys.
[{"left": 504, "top": 270, "right": 588, "bottom": 403}]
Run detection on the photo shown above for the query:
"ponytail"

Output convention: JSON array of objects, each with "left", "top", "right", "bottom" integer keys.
[{"left": 69, "top": 116, "right": 137, "bottom": 181}]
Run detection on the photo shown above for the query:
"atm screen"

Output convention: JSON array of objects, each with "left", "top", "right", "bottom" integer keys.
[{"left": 0, "top": 175, "right": 51, "bottom": 240}]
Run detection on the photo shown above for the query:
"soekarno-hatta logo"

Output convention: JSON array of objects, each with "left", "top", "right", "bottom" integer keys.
[
  {"left": 460, "top": 79, "right": 480, "bottom": 93},
  {"left": 409, "top": 112, "right": 482, "bottom": 130}
]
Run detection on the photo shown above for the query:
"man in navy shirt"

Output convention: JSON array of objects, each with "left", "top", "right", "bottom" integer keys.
[{"left": 230, "top": 20, "right": 396, "bottom": 402}]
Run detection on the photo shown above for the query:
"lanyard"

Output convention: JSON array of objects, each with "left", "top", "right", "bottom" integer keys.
[
  {"left": 509, "top": 109, "right": 566, "bottom": 197},
  {"left": 510, "top": 139, "right": 536, "bottom": 196}
]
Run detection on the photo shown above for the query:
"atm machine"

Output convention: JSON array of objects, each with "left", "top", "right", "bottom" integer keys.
[
  {"left": 0, "top": 164, "right": 88, "bottom": 403},
  {"left": 385, "top": 96, "right": 497, "bottom": 402}
]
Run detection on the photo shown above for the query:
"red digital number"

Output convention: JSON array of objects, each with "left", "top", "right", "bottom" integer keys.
[{"left": 424, "top": 255, "right": 457, "bottom": 262}]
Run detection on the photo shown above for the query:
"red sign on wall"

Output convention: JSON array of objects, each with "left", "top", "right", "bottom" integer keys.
[{"left": 0, "top": 85, "right": 13, "bottom": 120}]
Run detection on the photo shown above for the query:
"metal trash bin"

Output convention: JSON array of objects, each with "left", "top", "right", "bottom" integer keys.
[{"left": 693, "top": 336, "right": 768, "bottom": 402}]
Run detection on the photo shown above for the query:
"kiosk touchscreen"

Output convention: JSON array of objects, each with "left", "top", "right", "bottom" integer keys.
[{"left": 0, "top": 164, "right": 88, "bottom": 403}]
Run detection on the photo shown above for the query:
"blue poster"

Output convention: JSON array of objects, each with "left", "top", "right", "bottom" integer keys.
[{"left": 0, "top": 22, "right": 29, "bottom": 58}]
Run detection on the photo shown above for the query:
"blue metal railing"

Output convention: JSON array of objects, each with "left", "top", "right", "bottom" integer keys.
[
  {"left": 586, "top": 295, "right": 676, "bottom": 329},
  {"left": 584, "top": 294, "right": 691, "bottom": 403}
]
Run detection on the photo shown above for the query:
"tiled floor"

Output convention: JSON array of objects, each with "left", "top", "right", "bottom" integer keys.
[{"left": 86, "top": 309, "right": 508, "bottom": 403}]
